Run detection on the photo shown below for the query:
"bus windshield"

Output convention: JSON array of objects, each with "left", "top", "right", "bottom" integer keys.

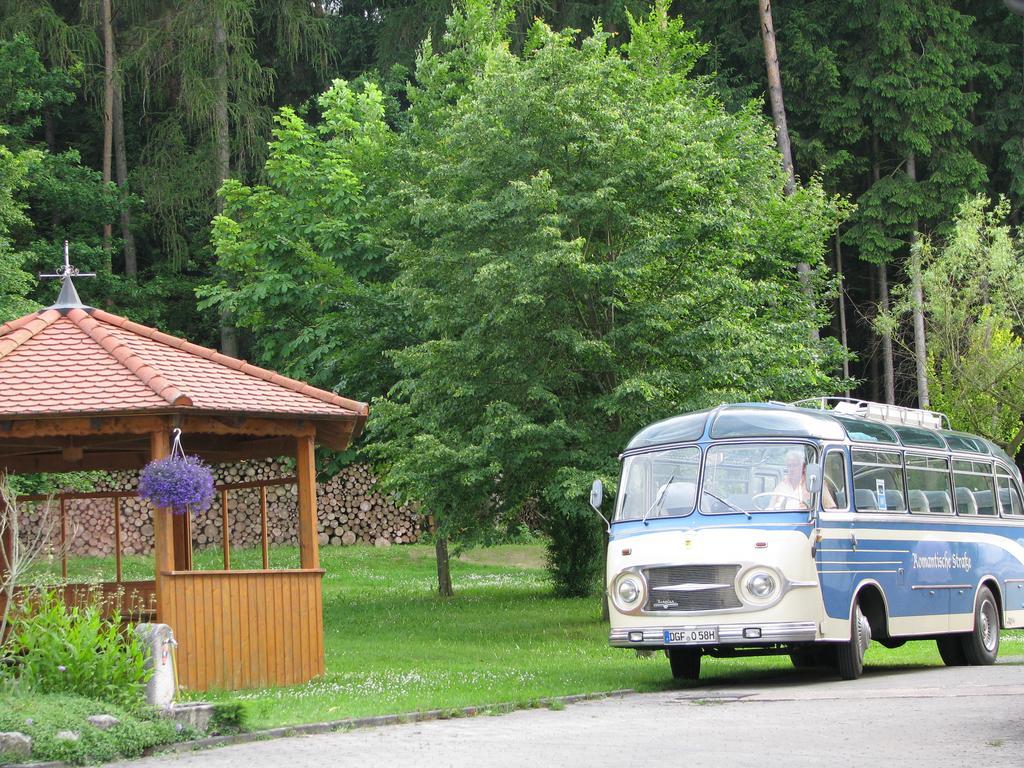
[
  {"left": 616, "top": 447, "right": 700, "bottom": 521},
  {"left": 702, "top": 443, "right": 817, "bottom": 513},
  {"left": 615, "top": 443, "right": 818, "bottom": 521}
]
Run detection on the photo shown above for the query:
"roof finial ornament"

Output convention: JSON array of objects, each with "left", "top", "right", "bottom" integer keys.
[
  {"left": 40, "top": 240, "right": 96, "bottom": 312},
  {"left": 40, "top": 240, "right": 97, "bottom": 282}
]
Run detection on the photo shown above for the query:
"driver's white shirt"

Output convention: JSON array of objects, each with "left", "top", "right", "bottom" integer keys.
[{"left": 770, "top": 476, "right": 810, "bottom": 509}]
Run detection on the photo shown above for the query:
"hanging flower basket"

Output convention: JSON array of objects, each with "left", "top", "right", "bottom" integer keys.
[{"left": 138, "top": 429, "right": 216, "bottom": 515}]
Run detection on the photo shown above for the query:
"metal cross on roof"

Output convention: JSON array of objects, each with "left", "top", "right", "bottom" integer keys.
[
  {"left": 39, "top": 241, "right": 97, "bottom": 281},
  {"left": 40, "top": 241, "right": 95, "bottom": 311}
]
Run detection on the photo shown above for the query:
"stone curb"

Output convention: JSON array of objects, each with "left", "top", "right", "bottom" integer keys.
[
  {"left": 156, "top": 689, "right": 637, "bottom": 753},
  {"left": 6, "top": 689, "right": 637, "bottom": 767}
]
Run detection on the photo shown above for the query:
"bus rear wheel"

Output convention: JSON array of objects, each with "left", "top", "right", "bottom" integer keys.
[
  {"left": 836, "top": 602, "right": 871, "bottom": 680},
  {"left": 667, "top": 648, "right": 701, "bottom": 680},
  {"left": 961, "top": 586, "right": 999, "bottom": 666}
]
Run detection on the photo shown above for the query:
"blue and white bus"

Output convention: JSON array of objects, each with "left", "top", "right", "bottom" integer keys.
[{"left": 590, "top": 399, "right": 1024, "bottom": 680}]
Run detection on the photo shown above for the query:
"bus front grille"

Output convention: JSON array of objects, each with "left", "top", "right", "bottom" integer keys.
[{"left": 643, "top": 565, "right": 742, "bottom": 612}]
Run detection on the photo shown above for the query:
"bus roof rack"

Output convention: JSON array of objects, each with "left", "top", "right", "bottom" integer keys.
[{"left": 791, "top": 397, "right": 951, "bottom": 431}]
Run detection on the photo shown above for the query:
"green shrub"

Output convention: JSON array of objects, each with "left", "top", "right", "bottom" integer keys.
[
  {"left": 541, "top": 503, "right": 604, "bottom": 598},
  {"left": 5, "top": 590, "right": 151, "bottom": 708},
  {"left": 209, "top": 702, "right": 246, "bottom": 734},
  {"left": 0, "top": 692, "right": 183, "bottom": 766}
]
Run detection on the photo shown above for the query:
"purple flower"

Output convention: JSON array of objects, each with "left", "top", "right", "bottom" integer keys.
[
  {"left": 139, "top": 455, "right": 216, "bottom": 515},
  {"left": 57, "top": 665, "right": 66, "bottom": 672}
]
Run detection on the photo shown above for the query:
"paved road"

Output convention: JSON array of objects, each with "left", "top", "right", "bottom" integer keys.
[{"left": 117, "top": 660, "right": 1024, "bottom": 768}]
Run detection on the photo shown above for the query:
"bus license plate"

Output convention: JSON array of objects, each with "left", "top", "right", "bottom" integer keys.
[{"left": 663, "top": 627, "right": 718, "bottom": 645}]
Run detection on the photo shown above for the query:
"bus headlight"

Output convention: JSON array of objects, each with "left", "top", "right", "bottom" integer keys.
[
  {"left": 744, "top": 570, "right": 778, "bottom": 601},
  {"left": 612, "top": 573, "right": 646, "bottom": 612}
]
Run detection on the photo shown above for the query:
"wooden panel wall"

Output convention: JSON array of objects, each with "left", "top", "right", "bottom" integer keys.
[{"left": 159, "top": 569, "right": 325, "bottom": 691}]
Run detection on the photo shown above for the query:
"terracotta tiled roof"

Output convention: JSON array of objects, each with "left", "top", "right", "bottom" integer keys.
[{"left": 0, "top": 304, "right": 369, "bottom": 423}]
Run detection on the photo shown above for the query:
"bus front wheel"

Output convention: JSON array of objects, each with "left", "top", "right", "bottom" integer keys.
[
  {"left": 667, "top": 648, "right": 701, "bottom": 680},
  {"left": 936, "top": 635, "right": 967, "bottom": 666},
  {"left": 961, "top": 586, "right": 999, "bottom": 666},
  {"left": 836, "top": 602, "right": 871, "bottom": 680}
]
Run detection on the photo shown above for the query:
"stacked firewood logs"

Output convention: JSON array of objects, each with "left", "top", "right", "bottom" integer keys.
[{"left": 17, "top": 461, "right": 420, "bottom": 556}]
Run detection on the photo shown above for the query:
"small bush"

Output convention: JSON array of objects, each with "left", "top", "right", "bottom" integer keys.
[
  {"left": 4, "top": 590, "right": 151, "bottom": 708},
  {"left": 0, "top": 692, "right": 182, "bottom": 766},
  {"left": 541, "top": 503, "right": 604, "bottom": 598},
  {"left": 209, "top": 702, "right": 246, "bottom": 734}
]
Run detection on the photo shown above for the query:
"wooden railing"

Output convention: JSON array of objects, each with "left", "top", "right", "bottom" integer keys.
[
  {"left": 16, "top": 476, "right": 298, "bottom": 577},
  {"left": 13, "top": 476, "right": 324, "bottom": 691}
]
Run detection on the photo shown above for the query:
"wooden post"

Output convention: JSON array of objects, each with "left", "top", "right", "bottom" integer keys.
[
  {"left": 172, "top": 498, "right": 192, "bottom": 572},
  {"left": 150, "top": 430, "right": 174, "bottom": 620},
  {"left": 296, "top": 435, "right": 319, "bottom": 569},
  {"left": 0, "top": 491, "right": 11, "bottom": 588},
  {"left": 113, "top": 497, "right": 123, "bottom": 583},
  {"left": 59, "top": 496, "right": 67, "bottom": 581},
  {"left": 259, "top": 484, "right": 269, "bottom": 569},
  {"left": 221, "top": 489, "right": 230, "bottom": 570}
]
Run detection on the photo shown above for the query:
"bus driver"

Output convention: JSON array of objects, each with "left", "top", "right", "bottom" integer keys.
[
  {"left": 770, "top": 449, "right": 812, "bottom": 509},
  {"left": 770, "top": 448, "right": 836, "bottom": 510}
]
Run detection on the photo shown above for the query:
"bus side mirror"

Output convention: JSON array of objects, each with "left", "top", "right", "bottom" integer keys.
[
  {"left": 805, "top": 465, "right": 822, "bottom": 494},
  {"left": 590, "top": 479, "right": 610, "bottom": 532}
]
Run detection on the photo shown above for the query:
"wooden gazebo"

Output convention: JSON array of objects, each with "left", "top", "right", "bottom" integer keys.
[{"left": 0, "top": 273, "right": 367, "bottom": 690}]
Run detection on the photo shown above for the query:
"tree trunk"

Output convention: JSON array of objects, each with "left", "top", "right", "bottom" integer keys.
[
  {"left": 44, "top": 109, "right": 61, "bottom": 230},
  {"left": 907, "top": 151, "right": 929, "bottom": 408},
  {"left": 869, "top": 266, "right": 880, "bottom": 403},
  {"left": 873, "top": 133, "right": 895, "bottom": 404},
  {"left": 758, "top": 0, "right": 795, "bottom": 194},
  {"left": 435, "top": 536, "right": 453, "bottom": 597},
  {"left": 213, "top": 8, "right": 239, "bottom": 357},
  {"left": 213, "top": 10, "right": 230, "bottom": 197},
  {"left": 834, "top": 234, "right": 851, "bottom": 397},
  {"left": 879, "top": 263, "right": 896, "bottom": 405},
  {"left": 757, "top": 0, "right": 815, "bottom": 336},
  {"left": 101, "top": 0, "right": 114, "bottom": 261},
  {"left": 112, "top": 57, "right": 137, "bottom": 275}
]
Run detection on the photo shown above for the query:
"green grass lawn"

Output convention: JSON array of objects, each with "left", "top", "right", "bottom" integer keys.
[
  {"left": 197, "top": 544, "right": 1024, "bottom": 728},
  {"left": 29, "top": 543, "right": 1024, "bottom": 730}
]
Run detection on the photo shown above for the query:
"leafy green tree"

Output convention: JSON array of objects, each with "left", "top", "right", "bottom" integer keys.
[
  {"left": 372, "top": 0, "right": 846, "bottom": 596},
  {"left": 0, "top": 143, "right": 36, "bottom": 322},
  {"left": 916, "top": 196, "right": 1024, "bottom": 453},
  {"left": 0, "top": 33, "right": 115, "bottom": 318},
  {"left": 200, "top": 78, "right": 406, "bottom": 404}
]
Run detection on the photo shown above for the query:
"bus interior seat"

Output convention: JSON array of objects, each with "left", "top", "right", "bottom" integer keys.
[
  {"left": 923, "top": 490, "right": 952, "bottom": 514},
  {"left": 884, "top": 489, "right": 905, "bottom": 511},
  {"left": 955, "top": 487, "right": 978, "bottom": 515},
  {"left": 854, "top": 488, "right": 878, "bottom": 511},
  {"left": 908, "top": 489, "right": 930, "bottom": 513},
  {"left": 999, "top": 488, "right": 1017, "bottom": 514},
  {"left": 662, "top": 481, "right": 697, "bottom": 512},
  {"left": 973, "top": 489, "right": 996, "bottom": 516}
]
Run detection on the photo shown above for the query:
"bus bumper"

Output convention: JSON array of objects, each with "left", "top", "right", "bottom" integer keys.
[{"left": 609, "top": 621, "right": 818, "bottom": 647}]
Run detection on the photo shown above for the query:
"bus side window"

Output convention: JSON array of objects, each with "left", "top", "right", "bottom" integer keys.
[
  {"left": 996, "top": 470, "right": 1024, "bottom": 516},
  {"left": 823, "top": 451, "right": 847, "bottom": 510},
  {"left": 953, "top": 459, "right": 997, "bottom": 516},
  {"left": 851, "top": 450, "right": 906, "bottom": 512},
  {"left": 906, "top": 454, "right": 952, "bottom": 514}
]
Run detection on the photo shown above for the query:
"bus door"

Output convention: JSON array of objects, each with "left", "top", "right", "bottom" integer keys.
[{"left": 817, "top": 447, "right": 855, "bottom": 618}]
